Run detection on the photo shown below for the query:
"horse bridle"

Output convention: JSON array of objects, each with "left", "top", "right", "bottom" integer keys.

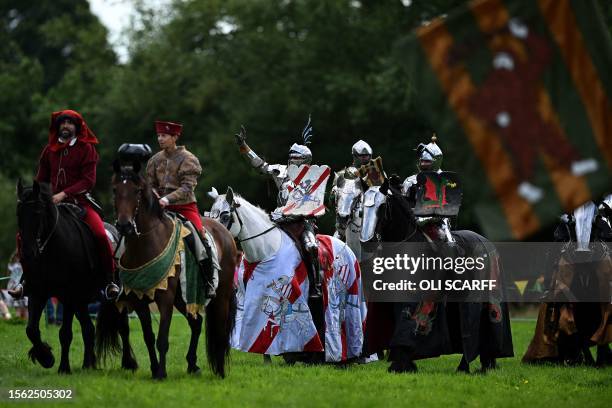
[
  {"left": 18, "top": 198, "right": 59, "bottom": 256},
  {"left": 221, "top": 200, "right": 277, "bottom": 243},
  {"left": 114, "top": 175, "right": 161, "bottom": 237}
]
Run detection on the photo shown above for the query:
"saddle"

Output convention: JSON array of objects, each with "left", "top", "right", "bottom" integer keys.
[
  {"left": 168, "top": 212, "right": 217, "bottom": 298},
  {"left": 278, "top": 221, "right": 332, "bottom": 271},
  {"left": 58, "top": 202, "right": 86, "bottom": 219},
  {"left": 279, "top": 221, "right": 311, "bottom": 262}
]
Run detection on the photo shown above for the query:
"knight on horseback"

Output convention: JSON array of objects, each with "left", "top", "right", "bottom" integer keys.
[
  {"left": 10, "top": 109, "right": 120, "bottom": 300},
  {"left": 330, "top": 140, "right": 372, "bottom": 209},
  {"left": 234, "top": 117, "right": 324, "bottom": 298},
  {"left": 400, "top": 134, "right": 454, "bottom": 242},
  {"left": 145, "top": 120, "right": 217, "bottom": 299}
]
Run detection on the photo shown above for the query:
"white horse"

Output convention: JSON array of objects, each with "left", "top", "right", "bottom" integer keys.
[
  {"left": 333, "top": 175, "right": 364, "bottom": 262},
  {"left": 209, "top": 187, "right": 366, "bottom": 362}
]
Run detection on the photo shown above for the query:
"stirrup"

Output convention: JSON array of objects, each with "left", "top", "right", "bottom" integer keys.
[
  {"left": 309, "top": 283, "right": 322, "bottom": 299},
  {"left": 104, "top": 283, "right": 121, "bottom": 301}
]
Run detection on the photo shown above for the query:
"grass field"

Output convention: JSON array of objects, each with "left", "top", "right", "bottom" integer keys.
[{"left": 0, "top": 313, "right": 610, "bottom": 408}]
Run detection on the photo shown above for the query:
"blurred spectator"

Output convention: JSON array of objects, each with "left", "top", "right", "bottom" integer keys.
[
  {"left": 46, "top": 298, "right": 62, "bottom": 325},
  {"left": 7, "top": 250, "right": 27, "bottom": 320}
]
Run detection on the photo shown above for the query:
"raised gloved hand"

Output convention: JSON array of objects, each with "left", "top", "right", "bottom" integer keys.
[{"left": 234, "top": 125, "right": 247, "bottom": 146}]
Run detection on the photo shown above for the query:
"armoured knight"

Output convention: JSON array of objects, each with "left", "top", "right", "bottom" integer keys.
[
  {"left": 235, "top": 117, "right": 324, "bottom": 298},
  {"left": 400, "top": 135, "right": 454, "bottom": 239},
  {"left": 330, "top": 140, "right": 373, "bottom": 205}
]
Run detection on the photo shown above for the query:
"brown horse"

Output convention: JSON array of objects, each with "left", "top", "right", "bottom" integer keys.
[{"left": 96, "top": 161, "right": 237, "bottom": 379}]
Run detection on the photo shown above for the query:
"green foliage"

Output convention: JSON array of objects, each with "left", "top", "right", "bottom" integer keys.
[{"left": 0, "top": 173, "right": 17, "bottom": 263}]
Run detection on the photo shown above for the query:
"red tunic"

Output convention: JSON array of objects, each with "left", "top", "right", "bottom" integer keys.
[
  {"left": 34, "top": 109, "right": 114, "bottom": 279},
  {"left": 36, "top": 140, "right": 98, "bottom": 206}
]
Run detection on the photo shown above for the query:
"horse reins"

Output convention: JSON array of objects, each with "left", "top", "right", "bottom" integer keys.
[
  {"left": 225, "top": 201, "right": 277, "bottom": 243},
  {"left": 19, "top": 198, "right": 60, "bottom": 255}
]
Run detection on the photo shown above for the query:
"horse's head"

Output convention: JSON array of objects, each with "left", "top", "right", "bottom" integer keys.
[
  {"left": 16, "top": 179, "right": 54, "bottom": 260},
  {"left": 112, "top": 159, "right": 159, "bottom": 236},
  {"left": 335, "top": 175, "right": 362, "bottom": 234},
  {"left": 360, "top": 181, "right": 422, "bottom": 243},
  {"left": 209, "top": 187, "right": 242, "bottom": 237},
  {"left": 359, "top": 185, "right": 387, "bottom": 242}
]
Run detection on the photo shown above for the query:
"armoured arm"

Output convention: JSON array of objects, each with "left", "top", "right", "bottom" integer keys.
[
  {"left": 239, "top": 142, "right": 274, "bottom": 175},
  {"left": 235, "top": 125, "right": 275, "bottom": 176}
]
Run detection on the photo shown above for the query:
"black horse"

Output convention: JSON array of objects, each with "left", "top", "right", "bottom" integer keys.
[
  {"left": 362, "top": 179, "right": 514, "bottom": 373},
  {"left": 16, "top": 179, "right": 112, "bottom": 373}
]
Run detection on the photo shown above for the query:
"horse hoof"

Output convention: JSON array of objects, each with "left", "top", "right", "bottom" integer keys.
[
  {"left": 479, "top": 360, "right": 497, "bottom": 372},
  {"left": 387, "top": 360, "right": 417, "bottom": 374},
  {"left": 153, "top": 372, "right": 167, "bottom": 380},
  {"left": 58, "top": 366, "right": 71, "bottom": 375},
  {"left": 187, "top": 365, "right": 201, "bottom": 375},
  {"left": 122, "top": 358, "right": 139, "bottom": 371},
  {"left": 28, "top": 343, "right": 55, "bottom": 369}
]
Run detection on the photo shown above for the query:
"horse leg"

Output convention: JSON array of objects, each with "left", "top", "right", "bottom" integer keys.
[
  {"left": 582, "top": 345, "right": 596, "bottom": 366},
  {"left": 74, "top": 303, "right": 96, "bottom": 369},
  {"left": 479, "top": 354, "right": 497, "bottom": 372},
  {"left": 58, "top": 305, "right": 74, "bottom": 374},
  {"left": 387, "top": 346, "right": 417, "bottom": 373},
  {"left": 26, "top": 295, "right": 55, "bottom": 369},
  {"left": 118, "top": 309, "right": 138, "bottom": 371},
  {"left": 456, "top": 355, "right": 470, "bottom": 373},
  {"left": 134, "top": 301, "right": 159, "bottom": 377},
  {"left": 263, "top": 354, "right": 272, "bottom": 364},
  {"left": 174, "top": 293, "right": 202, "bottom": 374},
  {"left": 154, "top": 288, "right": 175, "bottom": 380},
  {"left": 595, "top": 344, "right": 612, "bottom": 367}
]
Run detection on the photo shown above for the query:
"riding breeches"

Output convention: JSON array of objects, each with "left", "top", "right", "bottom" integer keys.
[
  {"left": 82, "top": 204, "right": 115, "bottom": 279},
  {"left": 166, "top": 202, "right": 204, "bottom": 232}
]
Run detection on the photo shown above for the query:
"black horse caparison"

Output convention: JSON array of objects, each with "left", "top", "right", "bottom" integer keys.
[
  {"left": 96, "top": 161, "right": 237, "bottom": 379},
  {"left": 363, "top": 181, "right": 514, "bottom": 373},
  {"left": 16, "top": 179, "right": 107, "bottom": 374}
]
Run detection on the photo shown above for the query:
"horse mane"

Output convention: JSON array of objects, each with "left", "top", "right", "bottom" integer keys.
[{"left": 234, "top": 194, "right": 272, "bottom": 221}]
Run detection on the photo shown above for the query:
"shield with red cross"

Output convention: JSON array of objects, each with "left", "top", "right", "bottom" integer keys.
[{"left": 281, "top": 164, "right": 331, "bottom": 217}]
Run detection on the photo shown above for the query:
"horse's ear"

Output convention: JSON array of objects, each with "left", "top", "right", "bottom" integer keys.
[
  {"left": 32, "top": 179, "right": 40, "bottom": 197},
  {"left": 226, "top": 187, "right": 234, "bottom": 204},
  {"left": 112, "top": 159, "right": 121, "bottom": 174},
  {"left": 132, "top": 160, "right": 141, "bottom": 174},
  {"left": 16, "top": 178, "right": 23, "bottom": 198},
  {"left": 208, "top": 187, "right": 219, "bottom": 200}
]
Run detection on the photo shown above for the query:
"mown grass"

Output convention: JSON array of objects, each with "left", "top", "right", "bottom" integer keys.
[{"left": 0, "top": 314, "right": 610, "bottom": 408}]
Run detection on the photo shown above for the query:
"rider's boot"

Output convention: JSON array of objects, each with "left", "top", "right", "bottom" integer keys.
[
  {"left": 200, "top": 237, "right": 216, "bottom": 300},
  {"left": 302, "top": 222, "right": 322, "bottom": 299}
]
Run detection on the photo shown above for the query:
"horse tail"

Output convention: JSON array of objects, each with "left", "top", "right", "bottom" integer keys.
[
  {"left": 205, "top": 287, "right": 237, "bottom": 378},
  {"left": 95, "top": 300, "right": 122, "bottom": 364}
]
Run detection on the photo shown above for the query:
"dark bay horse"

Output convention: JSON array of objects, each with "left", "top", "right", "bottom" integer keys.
[
  {"left": 16, "top": 180, "right": 105, "bottom": 373},
  {"left": 96, "top": 162, "right": 237, "bottom": 379},
  {"left": 361, "top": 180, "right": 514, "bottom": 373}
]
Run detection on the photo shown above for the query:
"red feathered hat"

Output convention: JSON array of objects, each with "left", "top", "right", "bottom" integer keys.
[
  {"left": 48, "top": 109, "right": 99, "bottom": 152},
  {"left": 155, "top": 121, "right": 183, "bottom": 137}
]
